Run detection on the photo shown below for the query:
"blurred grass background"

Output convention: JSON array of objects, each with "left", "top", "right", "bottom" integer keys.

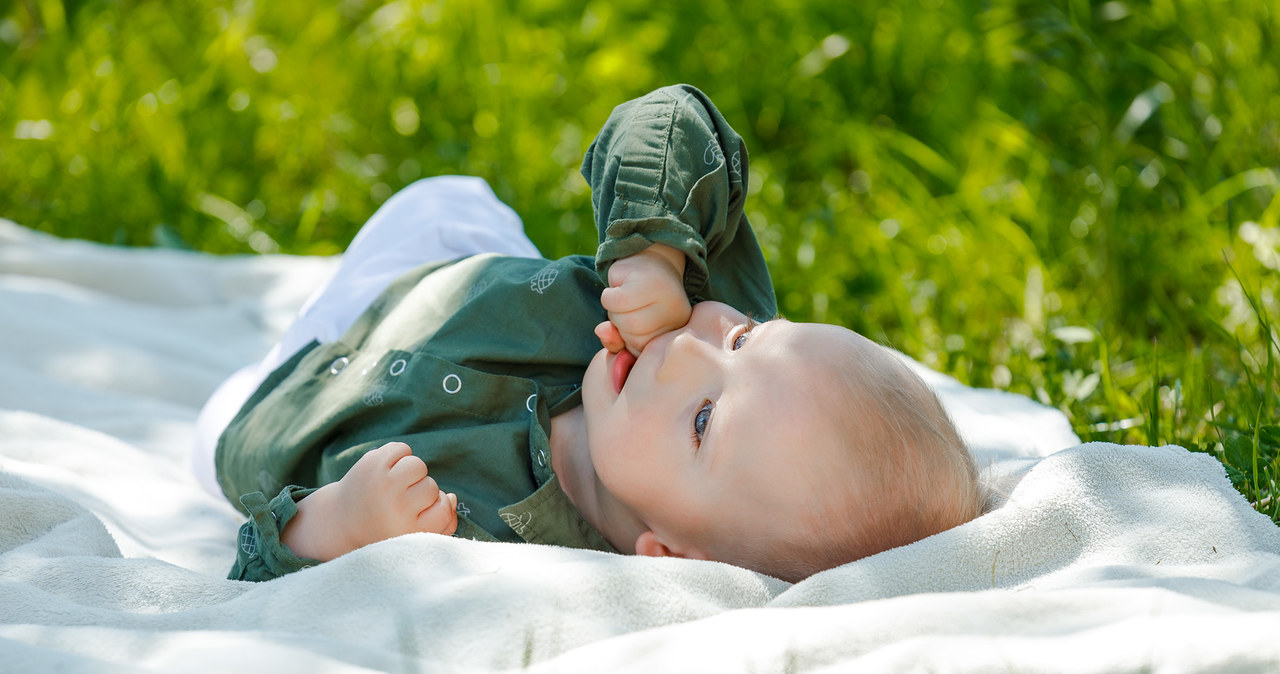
[{"left": 2, "top": 0, "right": 1278, "bottom": 521}]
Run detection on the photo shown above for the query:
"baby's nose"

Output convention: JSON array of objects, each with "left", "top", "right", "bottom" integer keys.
[{"left": 655, "top": 327, "right": 714, "bottom": 381}]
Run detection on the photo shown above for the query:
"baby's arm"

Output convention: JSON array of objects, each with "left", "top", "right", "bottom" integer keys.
[
  {"left": 597, "top": 243, "right": 691, "bottom": 355},
  {"left": 282, "top": 442, "right": 458, "bottom": 562},
  {"left": 582, "top": 85, "right": 777, "bottom": 334}
]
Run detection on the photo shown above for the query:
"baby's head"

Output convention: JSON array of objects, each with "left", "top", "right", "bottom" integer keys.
[{"left": 580, "top": 301, "right": 985, "bottom": 582}]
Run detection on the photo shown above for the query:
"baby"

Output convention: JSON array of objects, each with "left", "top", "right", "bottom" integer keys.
[{"left": 202, "top": 85, "right": 984, "bottom": 583}]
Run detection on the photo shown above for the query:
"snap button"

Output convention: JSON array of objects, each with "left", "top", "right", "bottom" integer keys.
[
  {"left": 442, "top": 373, "right": 462, "bottom": 394},
  {"left": 389, "top": 358, "right": 407, "bottom": 376},
  {"left": 329, "top": 356, "right": 348, "bottom": 375},
  {"left": 536, "top": 448, "right": 547, "bottom": 468},
  {"left": 526, "top": 394, "right": 537, "bottom": 413}
]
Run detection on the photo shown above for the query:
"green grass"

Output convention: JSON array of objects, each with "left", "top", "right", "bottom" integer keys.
[{"left": 3, "top": 0, "right": 1277, "bottom": 522}]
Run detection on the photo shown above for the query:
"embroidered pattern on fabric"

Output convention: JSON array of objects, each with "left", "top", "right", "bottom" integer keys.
[
  {"left": 704, "top": 139, "right": 740, "bottom": 177},
  {"left": 239, "top": 528, "right": 258, "bottom": 558},
  {"left": 703, "top": 138, "right": 725, "bottom": 166},
  {"left": 442, "top": 374, "right": 462, "bottom": 394},
  {"left": 529, "top": 266, "right": 558, "bottom": 294},
  {"left": 501, "top": 511, "right": 532, "bottom": 535}
]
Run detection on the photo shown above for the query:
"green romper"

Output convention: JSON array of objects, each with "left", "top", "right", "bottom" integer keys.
[{"left": 218, "top": 84, "right": 777, "bottom": 581}]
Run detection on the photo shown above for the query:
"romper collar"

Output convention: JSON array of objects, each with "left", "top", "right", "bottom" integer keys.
[
  {"left": 499, "top": 476, "right": 617, "bottom": 553},
  {"left": 503, "top": 384, "right": 616, "bottom": 553}
]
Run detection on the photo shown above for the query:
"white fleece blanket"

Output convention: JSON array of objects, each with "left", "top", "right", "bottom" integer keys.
[{"left": 3, "top": 219, "right": 1279, "bottom": 673}]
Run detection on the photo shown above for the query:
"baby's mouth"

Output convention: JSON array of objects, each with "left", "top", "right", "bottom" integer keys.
[{"left": 610, "top": 349, "right": 637, "bottom": 394}]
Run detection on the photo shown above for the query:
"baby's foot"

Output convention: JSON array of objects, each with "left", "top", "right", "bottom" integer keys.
[{"left": 282, "top": 442, "right": 458, "bottom": 561}]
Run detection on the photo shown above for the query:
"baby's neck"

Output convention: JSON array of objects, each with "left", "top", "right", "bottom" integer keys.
[{"left": 548, "top": 406, "right": 596, "bottom": 517}]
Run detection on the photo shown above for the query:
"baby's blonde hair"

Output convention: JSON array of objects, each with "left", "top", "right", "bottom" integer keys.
[{"left": 728, "top": 333, "right": 986, "bottom": 583}]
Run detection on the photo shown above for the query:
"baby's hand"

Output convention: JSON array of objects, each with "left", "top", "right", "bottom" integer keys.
[
  {"left": 283, "top": 442, "right": 458, "bottom": 562},
  {"left": 600, "top": 243, "right": 691, "bottom": 355}
]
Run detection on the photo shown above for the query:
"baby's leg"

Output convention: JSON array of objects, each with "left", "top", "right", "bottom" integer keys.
[
  {"left": 283, "top": 442, "right": 459, "bottom": 561},
  {"left": 283, "top": 175, "right": 540, "bottom": 352},
  {"left": 192, "top": 176, "right": 541, "bottom": 497}
]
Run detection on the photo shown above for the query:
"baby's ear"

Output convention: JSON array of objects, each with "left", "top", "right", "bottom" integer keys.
[
  {"left": 634, "top": 530, "right": 672, "bottom": 557},
  {"left": 634, "top": 530, "right": 710, "bottom": 560}
]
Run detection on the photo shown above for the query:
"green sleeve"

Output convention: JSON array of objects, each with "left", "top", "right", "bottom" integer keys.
[
  {"left": 227, "top": 486, "right": 501, "bottom": 581},
  {"left": 580, "top": 84, "right": 777, "bottom": 319},
  {"left": 228, "top": 486, "right": 320, "bottom": 582}
]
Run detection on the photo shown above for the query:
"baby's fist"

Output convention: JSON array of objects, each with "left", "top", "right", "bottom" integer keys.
[{"left": 600, "top": 244, "right": 691, "bottom": 354}]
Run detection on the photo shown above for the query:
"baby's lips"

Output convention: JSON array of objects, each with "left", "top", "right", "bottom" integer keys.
[{"left": 611, "top": 348, "right": 637, "bottom": 394}]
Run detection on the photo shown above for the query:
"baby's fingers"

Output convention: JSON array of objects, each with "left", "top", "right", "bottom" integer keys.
[
  {"left": 362, "top": 441, "right": 413, "bottom": 470},
  {"left": 416, "top": 491, "right": 459, "bottom": 535},
  {"left": 594, "top": 321, "right": 626, "bottom": 354},
  {"left": 610, "top": 302, "right": 690, "bottom": 353},
  {"left": 600, "top": 283, "right": 649, "bottom": 315},
  {"left": 389, "top": 452, "right": 429, "bottom": 485},
  {"left": 611, "top": 319, "right": 665, "bottom": 355}
]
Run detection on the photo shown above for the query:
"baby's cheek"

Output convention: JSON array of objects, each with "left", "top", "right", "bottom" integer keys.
[
  {"left": 587, "top": 418, "right": 642, "bottom": 474},
  {"left": 580, "top": 351, "right": 609, "bottom": 396}
]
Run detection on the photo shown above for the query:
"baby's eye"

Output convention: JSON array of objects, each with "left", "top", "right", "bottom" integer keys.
[
  {"left": 692, "top": 400, "right": 713, "bottom": 446},
  {"left": 731, "top": 319, "right": 758, "bottom": 350}
]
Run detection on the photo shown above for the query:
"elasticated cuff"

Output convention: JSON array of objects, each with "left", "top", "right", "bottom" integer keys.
[{"left": 228, "top": 485, "right": 320, "bottom": 582}]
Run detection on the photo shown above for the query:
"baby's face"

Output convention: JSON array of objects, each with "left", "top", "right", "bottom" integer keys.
[{"left": 580, "top": 301, "right": 867, "bottom": 557}]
